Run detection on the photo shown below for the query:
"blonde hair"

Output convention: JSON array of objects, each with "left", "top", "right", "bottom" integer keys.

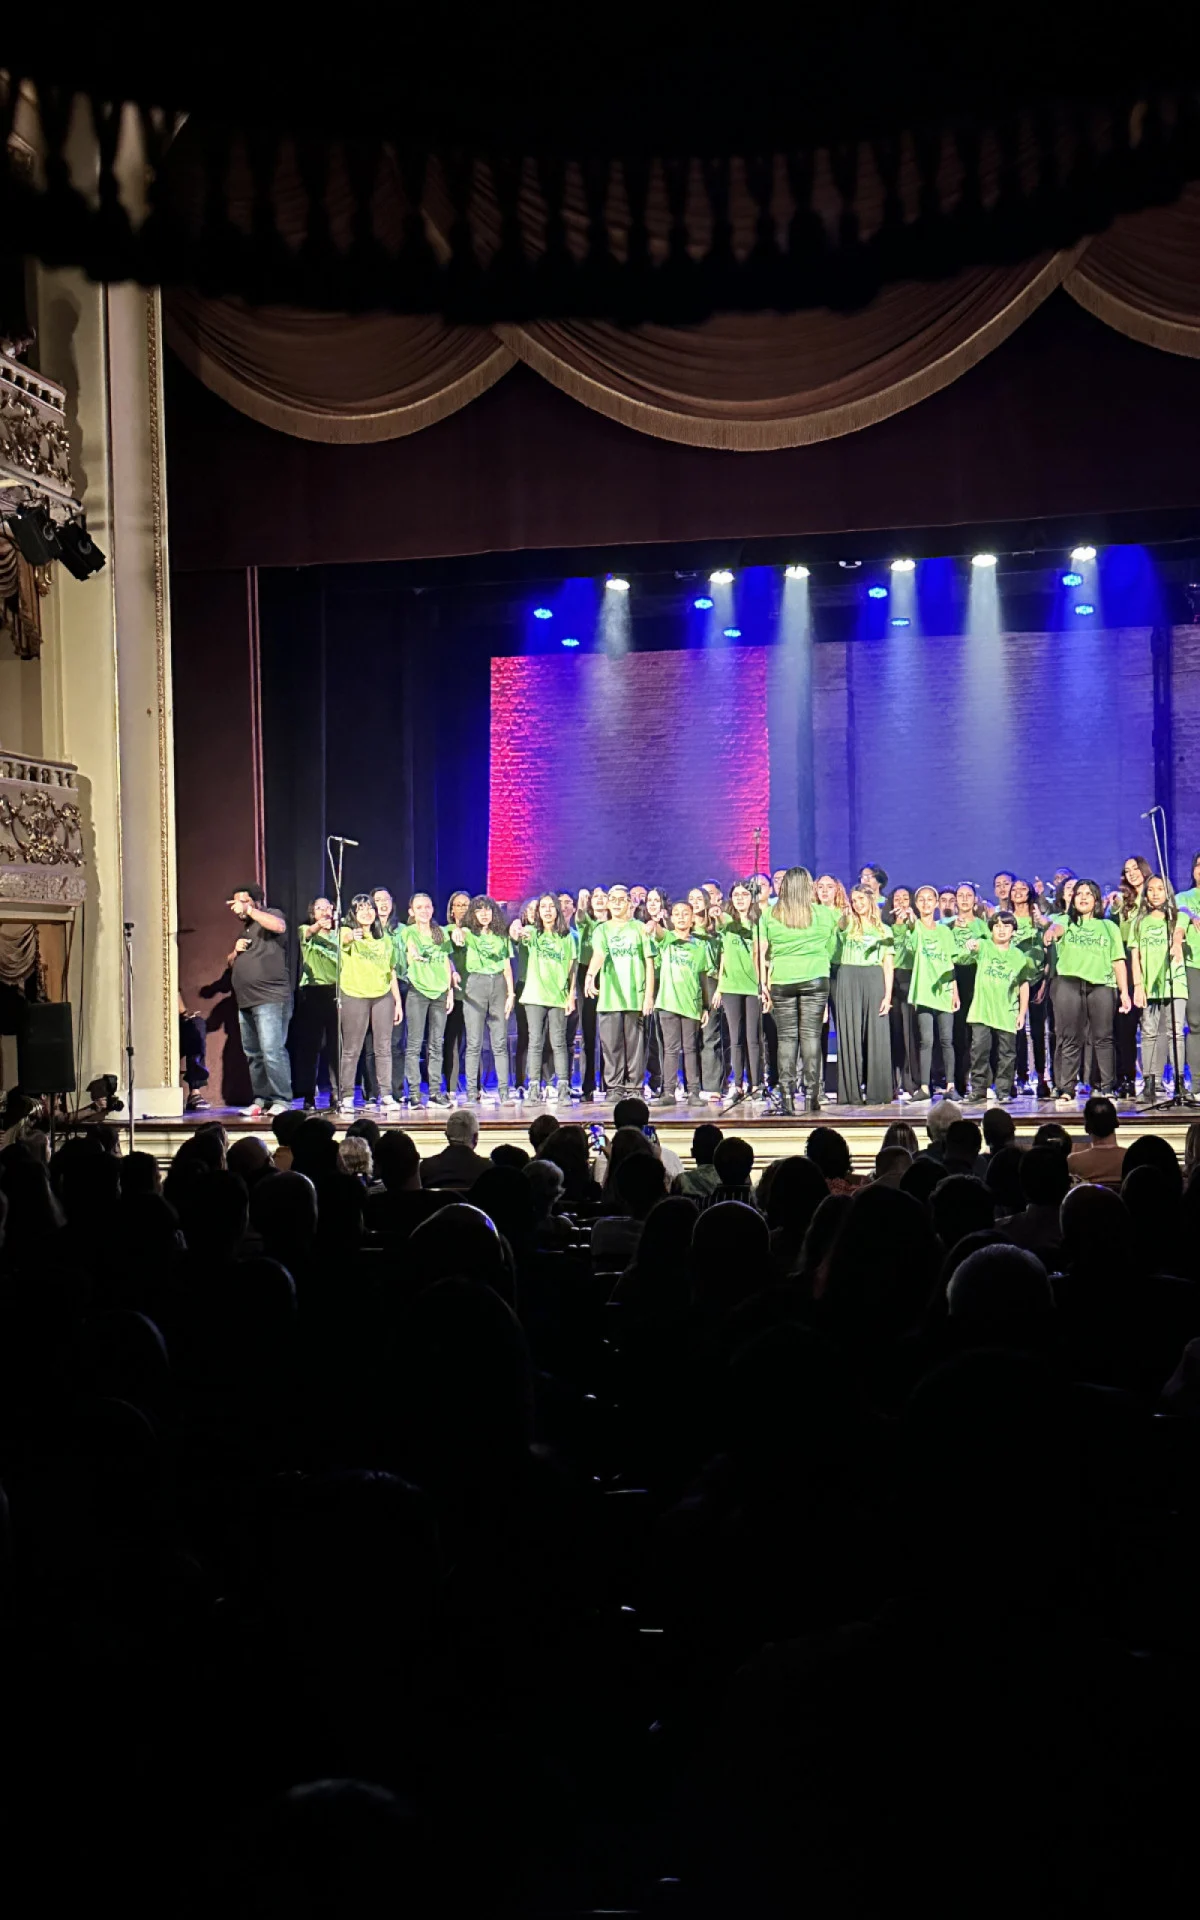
[
  {"left": 337, "top": 1136, "right": 373, "bottom": 1179},
  {"left": 841, "top": 886, "right": 884, "bottom": 936}
]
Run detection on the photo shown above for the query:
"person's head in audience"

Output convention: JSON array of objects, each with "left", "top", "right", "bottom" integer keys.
[
  {"left": 528, "top": 1111, "right": 560, "bottom": 1154},
  {"left": 692, "top": 1200, "right": 770, "bottom": 1314},
  {"left": 1033, "top": 1121, "right": 1073, "bottom": 1151},
  {"left": 250, "top": 1169, "right": 318, "bottom": 1254},
  {"left": 982, "top": 1107, "right": 1017, "bottom": 1155},
  {"left": 292, "top": 1117, "right": 340, "bottom": 1180},
  {"left": 881, "top": 1120, "right": 919, "bottom": 1156},
  {"left": 179, "top": 1168, "right": 249, "bottom": 1259},
  {"left": 444, "top": 1109, "right": 480, "bottom": 1149},
  {"left": 538, "top": 1124, "right": 596, "bottom": 1200},
  {"left": 315, "top": 1172, "right": 366, "bottom": 1250},
  {"left": 983, "top": 1144, "right": 1025, "bottom": 1214},
  {"left": 337, "top": 1136, "right": 373, "bottom": 1183},
  {"left": 604, "top": 1126, "right": 656, "bottom": 1201},
  {"left": 1185, "top": 1119, "right": 1200, "bottom": 1187},
  {"left": 713, "top": 1135, "right": 754, "bottom": 1191},
  {"left": 820, "top": 1185, "right": 937, "bottom": 1338},
  {"left": 118, "top": 1150, "right": 162, "bottom": 1198},
  {"left": 874, "top": 1145, "right": 912, "bottom": 1188},
  {"left": 946, "top": 1243, "right": 1053, "bottom": 1335},
  {"left": 805, "top": 1126, "right": 853, "bottom": 1186},
  {"left": 228, "top": 1134, "right": 275, "bottom": 1189},
  {"left": 195, "top": 1119, "right": 229, "bottom": 1163},
  {"left": 524, "top": 1157, "right": 564, "bottom": 1222},
  {"left": 944, "top": 1118, "right": 982, "bottom": 1171},
  {"left": 1120, "top": 1133, "right": 1181, "bottom": 1190},
  {"left": 926, "top": 1099, "right": 963, "bottom": 1147},
  {"left": 0, "top": 1158, "right": 64, "bottom": 1253},
  {"left": 346, "top": 1115, "right": 381, "bottom": 1156},
  {"left": 490, "top": 1143, "right": 529, "bottom": 1170},
  {"left": 408, "top": 1202, "right": 513, "bottom": 1301},
  {"left": 272, "top": 1107, "right": 307, "bottom": 1152},
  {"left": 797, "top": 1192, "right": 854, "bottom": 1286},
  {"left": 390, "top": 1277, "right": 534, "bottom": 1486},
  {"left": 612, "top": 1096, "right": 650, "bottom": 1132},
  {"left": 1081, "top": 1094, "right": 1120, "bottom": 1143},
  {"left": 1020, "top": 1145, "right": 1071, "bottom": 1213},
  {"left": 899, "top": 1156, "right": 942, "bottom": 1206},
  {"left": 614, "top": 1152, "right": 668, "bottom": 1220},
  {"left": 930, "top": 1173, "right": 995, "bottom": 1254},
  {"left": 1059, "top": 1182, "right": 1134, "bottom": 1272},
  {"left": 375, "top": 1130, "right": 422, "bottom": 1192},
  {"left": 467, "top": 1166, "right": 537, "bottom": 1265},
  {"left": 1121, "top": 1163, "right": 1182, "bottom": 1246},
  {"left": 764, "top": 1155, "right": 829, "bottom": 1241},
  {"left": 691, "top": 1122, "right": 723, "bottom": 1167}
]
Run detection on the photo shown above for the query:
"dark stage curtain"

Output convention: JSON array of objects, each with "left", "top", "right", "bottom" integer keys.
[{"left": 258, "top": 572, "right": 492, "bottom": 941}]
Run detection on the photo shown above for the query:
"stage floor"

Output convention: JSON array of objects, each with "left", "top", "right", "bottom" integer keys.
[{"left": 135, "top": 1090, "right": 1199, "bottom": 1171}]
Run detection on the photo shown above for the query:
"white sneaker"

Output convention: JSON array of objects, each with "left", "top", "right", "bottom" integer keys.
[
  {"left": 896, "top": 1088, "right": 912, "bottom": 1102},
  {"left": 339, "top": 1099, "right": 357, "bottom": 1116},
  {"left": 240, "top": 1103, "right": 267, "bottom": 1119},
  {"left": 674, "top": 1084, "right": 686, "bottom": 1102},
  {"left": 267, "top": 1101, "right": 291, "bottom": 1116},
  {"left": 378, "top": 1095, "right": 402, "bottom": 1112},
  {"left": 481, "top": 1089, "right": 500, "bottom": 1106},
  {"left": 986, "top": 1088, "right": 998, "bottom": 1104},
  {"left": 546, "top": 1083, "right": 560, "bottom": 1103}
]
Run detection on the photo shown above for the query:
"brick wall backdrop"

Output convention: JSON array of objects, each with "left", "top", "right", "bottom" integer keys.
[{"left": 488, "top": 649, "right": 769, "bottom": 901}]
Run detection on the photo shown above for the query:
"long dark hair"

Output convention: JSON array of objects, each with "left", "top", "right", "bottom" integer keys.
[
  {"left": 1132, "top": 875, "right": 1178, "bottom": 938},
  {"left": 1119, "top": 854, "right": 1152, "bottom": 913},
  {"left": 346, "top": 892, "right": 383, "bottom": 938},
  {"left": 1067, "top": 878, "right": 1104, "bottom": 924},
  {"left": 467, "top": 895, "right": 506, "bottom": 935},
  {"left": 532, "top": 891, "right": 569, "bottom": 938},
  {"left": 725, "top": 877, "right": 762, "bottom": 935},
  {"left": 407, "top": 892, "right": 444, "bottom": 944}
]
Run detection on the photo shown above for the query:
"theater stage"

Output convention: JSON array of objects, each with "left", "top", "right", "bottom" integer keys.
[{"left": 130, "top": 1092, "right": 1197, "bottom": 1173}]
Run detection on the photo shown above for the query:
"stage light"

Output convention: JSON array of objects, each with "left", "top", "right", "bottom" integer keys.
[
  {"left": 1070, "top": 545, "right": 1096, "bottom": 562},
  {"left": 891, "top": 616, "right": 911, "bottom": 627},
  {"left": 709, "top": 568, "right": 735, "bottom": 585},
  {"left": 533, "top": 606, "right": 553, "bottom": 620},
  {"left": 723, "top": 626, "right": 742, "bottom": 638},
  {"left": 561, "top": 636, "right": 580, "bottom": 648},
  {"left": 1074, "top": 602, "right": 1095, "bottom": 616},
  {"left": 867, "top": 585, "right": 888, "bottom": 600},
  {"left": 890, "top": 557, "right": 916, "bottom": 573},
  {"left": 694, "top": 596, "right": 714, "bottom": 610},
  {"left": 838, "top": 559, "right": 862, "bottom": 570},
  {"left": 971, "top": 553, "right": 997, "bottom": 568},
  {"left": 605, "top": 575, "right": 631, "bottom": 592},
  {"left": 784, "top": 564, "right": 810, "bottom": 579},
  {"left": 1061, "top": 571, "right": 1083, "bottom": 587},
  {"left": 56, "top": 520, "right": 106, "bottom": 579}
]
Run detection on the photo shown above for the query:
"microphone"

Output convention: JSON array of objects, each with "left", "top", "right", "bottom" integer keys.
[
  {"left": 1140, "top": 808, "right": 1161, "bottom": 820},
  {"left": 329, "top": 835, "right": 360, "bottom": 846}
]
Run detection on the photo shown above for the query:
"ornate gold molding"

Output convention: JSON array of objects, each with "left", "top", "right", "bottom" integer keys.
[
  {"left": 0, "top": 750, "right": 86, "bottom": 912},
  {"left": 145, "top": 289, "right": 175, "bottom": 1087}
]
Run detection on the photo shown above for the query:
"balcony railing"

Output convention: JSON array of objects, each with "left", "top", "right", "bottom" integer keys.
[{"left": 0, "top": 749, "right": 85, "bottom": 913}]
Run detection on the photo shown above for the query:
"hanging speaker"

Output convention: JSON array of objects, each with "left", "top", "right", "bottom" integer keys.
[{"left": 17, "top": 1001, "right": 76, "bottom": 1093}]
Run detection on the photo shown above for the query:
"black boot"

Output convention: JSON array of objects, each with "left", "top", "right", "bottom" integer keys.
[
  {"left": 1139, "top": 1076, "right": 1157, "bottom": 1108},
  {"left": 778, "top": 1086, "right": 795, "bottom": 1115}
]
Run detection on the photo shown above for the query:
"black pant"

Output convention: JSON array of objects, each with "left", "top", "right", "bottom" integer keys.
[
  {"left": 290, "top": 982, "right": 339, "bottom": 1103},
  {"left": 1056, "top": 976, "right": 1116, "bottom": 1092},
  {"left": 1018, "top": 981, "right": 1051, "bottom": 1087},
  {"left": 599, "top": 1009, "right": 645, "bottom": 1094},
  {"left": 772, "top": 977, "right": 829, "bottom": 1096},
  {"left": 658, "top": 1009, "right": 701, "bottom": 1094},
  {"left": 835, "top": 964, "right": 893, "bottom": 1106},
  {"left": 889, "top": 969, "right": 919, "bottom": 1094},
  {"left": 1188, "top": 967, "right": 1200, "bottom": 1086},
  {"left": 442, "top": 999, "right": 466, "bottom": 1093},
  {"left": 405, "top": 989, "right": 448, "bottom": 1100},
  {"left": 700, "top": 975, "right": 724, "bottom": 1093},
  {"left": 179, "top": 1011, "right": 209, "bottom": 1092},
  {"left": 952, "top": 965, "right": 975, "bottom": 1094},
  {"left": 362, "top": 988, "right": 405, "bottom": 1097},
  {"left": 580, "top": 993, "right": 599, "bottom": 1097},
  {"left": 762, "top": 1010, "right": 778, "bottom": 1088},
  {"left": 645, "top": 1012, "right": 663, "bottom": 1094},
  {"left": 465, "top": 973, "right": 511, "bottom": 1097},
  {"left": 724, "top": 992, "right": 763, "bottom": 1089},
  {"left": 1113, "top": 998, "right": 1140, "bottom": 1086},
  {"left": 916, "top": 1006, "right": 955, "bottom": 1090},
  {"left": 970, "top": 1021, "right": 1017, "bottom": 1098},
  {"left": 340, "top": 993, "right": 394, "bottom": 1100},
  {"left": 525, "top": 1002, "right": 569, "bottom": 1088}
]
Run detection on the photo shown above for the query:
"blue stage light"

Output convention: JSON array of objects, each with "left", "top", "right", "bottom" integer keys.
[
  {"left": 1062, "top": 571, "right": 1083, "bottom": 587},
  {"left": 694, "top": 596, "right": 714, "bottom": 610},
  {"left": 533, "top": 606, "right": 552, "bottom": 620},
  {"left": 561, "top": 636, "right": 580, "bottom": 648},
  {"left": 891, "top": 616, "right": 910, "bottom": 627},
  {"left": 784, "top": 564, "right": 810, "bottom": 579},
  {"left": 709, "top": 568, "right": 735, "bottom": 585},
  {"left": 890, "top": 557, "right": 916, "bottom": 573},
  {"left": 723, "top": 627, "right": 742, "bottom": 638},
  {"left": 1070, "top": 545, "right": 1096, "bottom": 562},
  {"left": 867, "top": 586, "right": 888, "bottom": 600},
  {"left": 605, "top": 575, "right": 631, "bottom": 593},
  {"left": 1074, "top": 602, "right": 1095, "bottom": 616}
]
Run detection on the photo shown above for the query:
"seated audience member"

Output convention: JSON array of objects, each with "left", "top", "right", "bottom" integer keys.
[
  {"left": 523, "top": 1158, "right": 576, "bottom": 1247},
  {"left": 1120, "top": 1133, "right": 1183, "bottom": 1192},
  {"left": 680, "top": 1122, "right": 724, "bottom": 1198},
  {"left": 291, "top": 1117, "right": 340, "bottom": 1182},
  {"left": 528, "top": 1111, "right": 561, "bottom": 1155},
  {"left": 983, "top": 1144, "right": 1026, "bottom": 1217},
  {"left": 610, "top": 1193, "right": 697, "bottom": 1311},
  {"left": 881, "top": 1120, "right": 920, "bottom": 1156},
  {"left": 228, "top": 1134, "right": 276, "bottom": 1190},
  {"left": 1033, "top": 1121, "right": 1074, "bottom": 1152},
  {"left": 899, "top": 1156, "right": 942, "bottom": 1206},
  {"left": 946, "top": 1243, "right": 1055, "bottom": 1350},
  {"left": 765, "top": 1156, "right": 831, "bottom": 1273},
  {"left": 1184, "top": 1118, "right": 1200, "bottom": 1190},
  {"left": 408, "top": 1202, "right": 515, "bottom": 1302},
  {"left": 421, "top": 1109, "right": 492, "bottom": 1190},
  {"left": 1002, "top": 1146, "right": 1071, "bottom": 1255},
  {"left": 919, "top": 1099, "right": 963, "bottom": 1165},
  {"left": 1065, "top": 1096, "right": 1125, "bottom": 1186},
  {"left": 490, "top": 1143, "right": 530, "bottom": 1170},
  {"left": 537, "top": 1123, "right": 604, "bottom": 1213},
  {"left": 943, "top": 1118, "right": 982, "bottom": 1175},
  {"left": 981, "top": 1106, "right": 1017, "bottom": 1160},
  {"left": 1121, "top": 1163, "right": 1183, "bottom": 1246},
  {"left": 365, "top": 1131, "right": 451, "bottom": 1239},
  {"left": 930, "top": 1173, "right": 995, "bottom": 1256},
  {"left": 591, "top": 1152, "right": 669, "bottom": 1270},
  {"left": 805, "top": 1127, "right": 863, "bottom": 1193},
  {"left": 873, "top": 1145, "right": 913, "bottom": 1188},
  {"left": 271, "top": 1106, "right": 307, "bottom": 1170},
  {"left": 118, "top": 1150, "right": 162, "bottom": 1198},
  {"left": 697, "top": 1135, "right": 756, "bottom": 1209},
  {"left": 337, "top": 1135, "right": 375, "bottom": 1185},
  {"left": 597, "top": 1098, "right": 683, "bottom": 1186},
  {"left": 691, "top": 1198, "right": 771, "bottom": 1318}
]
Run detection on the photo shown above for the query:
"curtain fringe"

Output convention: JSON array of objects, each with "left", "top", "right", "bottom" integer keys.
[{"left": 1063, "top": 270, "right": 1200, "bottom": 360}]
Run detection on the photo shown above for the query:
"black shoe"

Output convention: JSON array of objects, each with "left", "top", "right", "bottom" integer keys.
[
  {"left": 1139, "top": 1078, "right": 1158, "bottom": 1108},
  {"left": 429, "top": 1092, "right": 452, "bottom": 1107},
  {"left": 806, "top": 1093, "right": 821, "bottom": 1114},
  {"left": 778, "top": 1088, "right": 795, "bottom": 1115}
]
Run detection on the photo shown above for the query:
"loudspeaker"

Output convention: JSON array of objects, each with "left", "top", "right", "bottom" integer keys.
[
  {"left": 56, "top": 520, "right": 106, "bottom": 580},
  {"left": 17, "top": 1001, "right": 76, "bottom": 1093},
  {"left": 7, "top": 507, "right": 59, "bottom": 567}
]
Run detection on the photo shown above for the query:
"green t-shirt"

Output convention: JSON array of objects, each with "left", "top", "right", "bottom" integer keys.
[
  {"left": 1011, "top": 914, "right": 1045, "bottom": 968},
  {"left": 575, "top": 913, "right": 603, "bottom": 970},
  {"left": 591, "top": 918, "right": 651, "bottom": 1012},
  {"left": 1056, "top": 915, "right": 1124, "bottom": 986},
  {"left": 764, "top": 904, "right": 839, "bottom": 985},
  {"left": 969, "top": 941, "right": 1029, "bottom": 1031},
  {"left": 1176, "top": 887, "right": 1200, "bottom": 967},
  {"left": 908, "top": 920, "right": 958, "bottom": 1012},
  {"left": 890, "top": 919, "right": 915, "bottom": 970},
  {"left": 1133, "top": 914, "right": 1188, "bottom": 1001},
  {"left": 719, "top": 919, "right": 763, "bottom": 996},
  {"left": 949, "top": 916, "right": 990, "bottom": 968},
  {"left": 653, "top": 931, "right": 706, "bottom": 1020},
  {"left": 403, "top": 926, "right": 452, "bottom": 999},
  {"left": 299, "top": 927, "right": 338, "bottom": 988},
  {"left": 520, "top": 929, "right": 576, "bottom": 1009},
  {"left": 340, "top": 929, "right": 396, "bottom": 1000},
  {"left": 835, "top": 922, "right": 894, "bottom": 968},
  {"left": 456, "top": 927, "right": 511, "bottom": 976}
]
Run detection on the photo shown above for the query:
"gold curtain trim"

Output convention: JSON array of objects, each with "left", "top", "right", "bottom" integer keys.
[
  {"left": 494, "top": 245, "right": 1092, "bottom": 450},
  {"left": 163, "top": 308, "right": 517, "bottom": 444},
  {"left": 1063, "top": 269, "right": 1200, "bottom": 359}
]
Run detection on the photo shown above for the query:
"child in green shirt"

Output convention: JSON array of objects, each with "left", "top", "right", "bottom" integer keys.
[
  {"left": 449, "top": 894, "right": 516, "bottom": 1103},
  {"left": 968, "top": 913, "right": 1031, "bottom": 1103},
  {"left": 295, "top": 895, "right": 340, "bottom": 1109},
  {"left": 513, "top": 892, "right": 577, "bottom": 1102},
  {"left": 649, "top": 899, "right": 707, "bottom": 1102},
  {"left": 338, "top": 893, "right": 402, "bottom": 1113},
  {"left": 401, "top": 892, "right": 455, "bottom": 1108},
  {"left": 1130, "top": 875, "right": 1190, "bottom": 1102}
]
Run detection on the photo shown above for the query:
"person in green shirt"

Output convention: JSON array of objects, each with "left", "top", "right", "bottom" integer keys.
[
  {"left": 400, "top": 892, "right": 455, "bottom": 1109},
  {"left": 441, "top": 890, "right": 472, "bottom": 1096},
  {"left": 575, "top": 887, "right": 610, "bottom": 1099},
  {"left": 513, "top": 892, "right": 577, "bottom": 1102},
  {"left": 356, "top": 886, "right": 405, "bottom": 1105},
  {"left": 639, "top": 885, "right": 672, "bottom": 1097},
  {"left": 1042, "top": 875, "right": 1076, "bottom": 1096},
  {"left": 508, "top": 896, "right": 539, "bottom": 1092},
  {"left": 948, "top": 882, "right": 990, "bottom": 1097},
  {"left": 1173, "top": 849, "right": 1200, "bottom": 1094},
  {"left": 687, "top": 886, "right": 726, "bottom": 1099},
  {"left": 1044, "top": 877, "right": 1130, "bottom": 1106},
  {"left": 967, "top": 913, "right": 1032, "bottom": 1103},
  {"left": 763, "top": 867, "right": 840, "bottom": 1114},
  {"left": 583, "top": 883, "right": 656, "bottom": 1100},
  {"left": 1009, "top": 877, "right": 1052, "bottom": 1097},
  {"left": 1130, "top": 875, "right": 1191, "bottom": 1104},
  {"left": 833, "top": 885, "right": 895, "bottom": 1107},
  {"left": 295, "top": 895, "right": 340, "bottom": 1109},
  {"left": 907, "top": 885, "right": 961, "bottom": 1098},
  {"left": 713, "top": 879, "right": 767, "bottom": 1104},
  {"left": 649, "top": 899, "right": 708, "bottom": 1103},
  {"left": 338, "top": 893, "right": 402, "bottom": 1114},
  {"left": 886, "top": 885, "right": 920, "bottom": 1099},
  {"left": 449, "top": 895, "right": 516, "bottom": 1104},
  {"left": 1107, "top": 854, "right": 1152, "bottom": 1097}
]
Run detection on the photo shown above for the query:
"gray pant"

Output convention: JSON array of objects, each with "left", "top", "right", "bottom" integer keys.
[
  {"left": 340, "top": 993, "right": 394, "bottom": 1100},
  {"left": 1141, "top": 998, "right": 1186, "bottom": 1082},
  {"left": 1187, "top": 967, "right": 1200, "bottom": 1084},
  {"left": 465, "top": 972, "right": 511, "bottom": 1096},
  {"left": 525, "top": 1001, "right": 569, "bottom": 1088},
  {"left": 834, "top": 964, "right": 893, "bottom": 1105}
]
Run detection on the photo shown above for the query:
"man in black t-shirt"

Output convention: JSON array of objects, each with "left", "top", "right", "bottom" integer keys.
[{"left": 227, "top": 883, "right": 293, "bottom": 1116}]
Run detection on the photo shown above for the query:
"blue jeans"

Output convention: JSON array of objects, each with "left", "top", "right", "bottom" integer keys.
[{"left": 238, "top": 1000, "right": 293, "bottom": 1106}]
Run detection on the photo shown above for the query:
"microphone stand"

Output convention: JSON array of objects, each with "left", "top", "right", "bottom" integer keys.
[
  {"left": 326, "top": 836, "right": 352, "bottom": 1116},
  {"left": 1144, "top": 805, "right": 1197, "bottom": 1111},
  {"left": 122, "top": 920, "right": 136, "bottom": 1153},
  {"left": 751, "top": 826, "right": 765, "bottom": 1107}
]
